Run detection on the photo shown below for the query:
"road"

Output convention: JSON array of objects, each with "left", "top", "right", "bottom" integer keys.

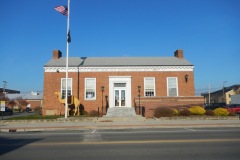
[{"left": 1, "top": 127, "right": 240, "bottom": 160}]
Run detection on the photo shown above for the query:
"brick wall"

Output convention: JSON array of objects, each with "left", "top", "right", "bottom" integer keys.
[
  {"left": 42, "top": 70, "right": 198, "bottom": 116},
  {"left": 134, "top": 96, "right": 204, "bottom": 118}
]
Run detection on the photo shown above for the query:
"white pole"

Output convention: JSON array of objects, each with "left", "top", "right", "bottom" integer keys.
[{"left": 65, "top": 0, "right": 70, "bottom": 118}]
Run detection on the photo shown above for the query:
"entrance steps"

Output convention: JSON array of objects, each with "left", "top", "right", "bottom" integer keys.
[
  {"left": 106, "top": 107, "right": 136, "bottom": 117},
  {"left": 98, "top": 107, "right": 146, "bottom": 122},
  {"left": 98, "top": 115, "right": 146, "bottom": 122}
]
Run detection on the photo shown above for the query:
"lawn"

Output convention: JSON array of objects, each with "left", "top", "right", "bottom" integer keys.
[{"left": 6, "top": 115, "right": 64, "bottom": 120}]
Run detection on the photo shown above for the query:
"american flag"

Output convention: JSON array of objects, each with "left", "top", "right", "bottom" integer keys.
[{"left": 54, "top": 6, "right": 68, "bottom": 16}]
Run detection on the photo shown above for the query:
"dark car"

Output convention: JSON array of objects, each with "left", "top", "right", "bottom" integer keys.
[
  {"left": 0, "top": 107, "right": 13, "bottom": 116},
  {"left": 225, "top": 104, "right": 240, "bottom": 113},
  {"left": 205, "top": 103, "right": 227, "bottom": 110}
]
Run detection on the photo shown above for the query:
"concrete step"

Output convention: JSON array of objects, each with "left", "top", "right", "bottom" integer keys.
[
  {"left": 106, "top": 107, "right": 136, "bottom": 117},
  {"left": 98, "top": 115, "right": 146, "bottom": 122}
]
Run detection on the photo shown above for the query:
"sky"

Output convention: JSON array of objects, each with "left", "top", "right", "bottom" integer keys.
[{"left": 0, "top": 0, "right": 239, "bottom": 95}]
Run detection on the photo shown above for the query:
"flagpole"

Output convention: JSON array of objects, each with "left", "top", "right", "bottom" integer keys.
[{"left": 65, "top": 0, "right": 70, "bottom": 118}]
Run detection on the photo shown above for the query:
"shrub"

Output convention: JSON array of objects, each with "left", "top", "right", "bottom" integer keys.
[
  {"left": 179, "top": 109, "right": 191, "bottom": 116},
  {"left": 88, "top": 110, "right": 100, "bottom": 117},
  {"left": 172, "top": 108, "right": 179, "bottom": 116},
  {"left": 189, "top": 106, "right": 206, "bottom": 115},
  {"left": 213, "top": 108, "right": 229, "bottom": 116},
  {"left": 154, "top": 107, "right": 175, "bottom": 118},
  {"left": 205, "top": 110, "right": 214, "bottom": 116}
]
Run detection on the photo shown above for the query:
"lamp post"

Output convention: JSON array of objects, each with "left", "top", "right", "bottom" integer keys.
[
  {"left": 101, "top": 86, "right": 104, "bottom": 116},
  {"left": 138, "top": 86, "right": 141, "bottom": 115}
]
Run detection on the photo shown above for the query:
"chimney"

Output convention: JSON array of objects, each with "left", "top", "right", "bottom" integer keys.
[
  {"left": 53, "top": 50, "right": 62, "bottom": 59},
  {"left": 174, "top": 49, "right": 184, "bottom": 58}
]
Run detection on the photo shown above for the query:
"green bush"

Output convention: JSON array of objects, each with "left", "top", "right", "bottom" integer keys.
[
  {"left": 213, "top": 108, "right": 229, "bottom": 116},
  {"left": 205, "top": 110, "right": 215, "bottom": 116},
  {"left": 179, "top": 109, "right": 191, "bottom": 116},
  {"left": 189, "top": 106, "right": 206, "bottom": 115},
  {"left": 154, "top": 107, "right": 175, "bottom": 118}
]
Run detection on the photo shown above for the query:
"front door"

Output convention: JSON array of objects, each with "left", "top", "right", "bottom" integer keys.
[
  {"left": 114, "top": 89, "right": 126, "bottom": 107},
  {"left": 114, "top": 83, "right": 126, "bottom": 107}
]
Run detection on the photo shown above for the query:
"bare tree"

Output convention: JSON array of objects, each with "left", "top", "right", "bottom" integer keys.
[{"left": 15, "top": 97, "right": 29, "bottom": 112}]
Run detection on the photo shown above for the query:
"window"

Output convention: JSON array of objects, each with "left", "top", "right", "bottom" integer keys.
[
  {"left": 85, "top": 78, "right": 96, "bottom": 100},
  {"left": 144, "top": 77, "right": 155, "bottom": 97},
  {"left": 167, "top": 77, "right": 178, "bottom": 96},
  {"left": 61, "top": 78, "right": 72, "bottom": 99}
]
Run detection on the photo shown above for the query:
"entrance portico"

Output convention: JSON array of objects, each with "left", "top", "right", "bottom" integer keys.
[{"left": 109, "top": 76, "right": 132, "bottom": 108}]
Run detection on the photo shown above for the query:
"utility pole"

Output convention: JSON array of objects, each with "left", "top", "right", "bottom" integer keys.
[
  {"left": 208, "top": 83, "right": 210, "bottom": 105},
  {"left": 222, "top": 81, "right": 227, "bottom": 103},
  {"left": 2, "top": 81, "right": 7, "bottom": 95}
]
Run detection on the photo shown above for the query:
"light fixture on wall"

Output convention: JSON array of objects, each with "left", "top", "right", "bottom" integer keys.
[
  {"left": 138, "top": 86, "right": 141, "bottom": 91},
  {"left": 185, "top": 74, "right": 189, "bottom": 83}
]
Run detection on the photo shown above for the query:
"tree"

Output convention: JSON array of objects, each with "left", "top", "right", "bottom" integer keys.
[
  {"left": 15, "top": 97, "right": 29, "bottom": 111},
  {"left": 8, "top": 100, "right": 17, "bottom": 109}
]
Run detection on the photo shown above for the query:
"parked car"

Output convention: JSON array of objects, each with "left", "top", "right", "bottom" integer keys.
[
  {"left": 225, "top": 104, "right": 240, "bottom": 113},
  {"left": 0, "top": 107, "right": 13, "bottom": 116},
  {"left": 204, "top": 103, "right": 227, "bottom": 110}
]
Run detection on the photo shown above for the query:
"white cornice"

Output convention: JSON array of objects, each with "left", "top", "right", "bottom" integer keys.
[{"left": 44, "top": 66, "right": 194, "bottom": 72}]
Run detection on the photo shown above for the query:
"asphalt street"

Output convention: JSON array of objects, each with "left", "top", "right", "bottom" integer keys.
[{"left": 1, "top": 127, "right": 240, "bottom": 160}]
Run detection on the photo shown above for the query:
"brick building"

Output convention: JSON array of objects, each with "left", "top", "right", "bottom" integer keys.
[
  {"left": 6, "top": 92, "right": 42, "bottom": 111},
  {"left": 43, "top": 49, "right": 204, "bottom": 117}
]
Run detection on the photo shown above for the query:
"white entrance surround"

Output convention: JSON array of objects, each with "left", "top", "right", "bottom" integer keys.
[{"left": 109, "top": 76, "right": 132, "bottom": 108}]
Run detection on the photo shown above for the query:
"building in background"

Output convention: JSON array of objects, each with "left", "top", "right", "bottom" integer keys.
[
  {"left": 0, "top": 88, "right": 20, "bottom": 94},
  {"left": 6, "top": 92, "right": 43, "bottom": 111},
  {"left": 201, "top": 85, "right": 240, "bottom": 105}
]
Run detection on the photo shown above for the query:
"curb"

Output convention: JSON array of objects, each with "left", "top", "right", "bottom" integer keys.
[{"left": 1, "top": 123, "right": 240, "bottom": 133}]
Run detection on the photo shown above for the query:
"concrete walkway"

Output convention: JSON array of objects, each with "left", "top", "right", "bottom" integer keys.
[{"left": 1, "top": 116, "right": 240, "bottom": 132}]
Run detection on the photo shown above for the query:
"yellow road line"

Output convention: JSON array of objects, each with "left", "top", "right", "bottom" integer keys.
[{"left": 28, "top": 138, "right": 240, "bottom": 146}]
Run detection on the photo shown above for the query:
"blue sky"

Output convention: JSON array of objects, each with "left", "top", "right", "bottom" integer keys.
[{"left": 0, "top": 0, "right": 239, "bottom": 95}]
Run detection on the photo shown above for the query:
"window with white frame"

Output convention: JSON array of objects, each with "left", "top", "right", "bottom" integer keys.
[
  {"left": 85, "top": 78, "right": 96, "bottom": 100},
  {"left": 144, "top": 77, "right": 155, "bottom": 97},
  {"left": 167, "top": 77, "right": 178, "bottom": 96},
  {"left": 61, "top": 78, "right": 72, "bottom": 99}
]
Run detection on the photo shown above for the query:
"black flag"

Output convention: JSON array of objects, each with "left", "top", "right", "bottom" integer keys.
[{"left": 67, "top": 30, "right": 71, "bottom": 43}]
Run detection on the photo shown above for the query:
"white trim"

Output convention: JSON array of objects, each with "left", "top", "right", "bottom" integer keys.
[
  {"left": 44, "top": 67, "right": 78, "bottom": 72},
  {"left": 167, "top": 77, "right": 178, "bottom": 97},
  {"left": 84, "top": 78, "right": 96, "bottom": 100},
  {"left": 109, "top": 76, "right": 132, "bottom": 108},
  {"left": 44, "top": 66, "right": 194, "bottom": 72}
]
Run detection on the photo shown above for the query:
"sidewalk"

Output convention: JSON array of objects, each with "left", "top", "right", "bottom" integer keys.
[{"left": 1, "top": 116, "right": 240, "bottom": 132}]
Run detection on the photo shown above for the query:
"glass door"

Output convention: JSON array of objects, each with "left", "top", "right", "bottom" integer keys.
[{"left": 114, "top": 89, "right": 126, "bottom": 107}]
